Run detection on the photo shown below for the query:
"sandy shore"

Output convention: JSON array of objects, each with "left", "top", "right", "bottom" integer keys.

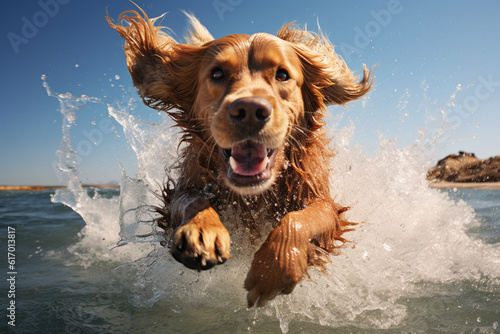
[
  {"left": 429, "top": 181, "right": 500, "bottom": 190},
  {"left": 0, "top": 185, "right": 119, "bottom": 191}
]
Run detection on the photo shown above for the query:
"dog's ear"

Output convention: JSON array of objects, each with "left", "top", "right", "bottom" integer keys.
[
  {"left": 278, "top": 23, "right": 374, "bottom": 113},
  {"left": 107, "top": 9, "right": 211, "bottom": 114},
  {"left": 182, "top": 11, "right": 214, "bottom": 47}
]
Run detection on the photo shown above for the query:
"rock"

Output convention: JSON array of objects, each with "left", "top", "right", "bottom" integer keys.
[{"left": 427, "top": 151, "right": 500, "bottom": 183}]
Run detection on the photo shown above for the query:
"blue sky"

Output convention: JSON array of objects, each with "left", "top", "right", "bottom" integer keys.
[{"left": 1, "top": 0, "right": 499, "bottom": 186}]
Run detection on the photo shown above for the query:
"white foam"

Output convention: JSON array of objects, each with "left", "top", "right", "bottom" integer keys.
[{"left": 110, "top": 106, "right": 498, "bottom": 331}]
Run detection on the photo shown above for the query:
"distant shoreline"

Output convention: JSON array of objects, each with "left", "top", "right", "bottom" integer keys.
[
  {"left": 0, "top": 185, "right": 119, "bottom": 191},
  {"left": 429, "top": 181, "right": 500, "bottom": 190}
]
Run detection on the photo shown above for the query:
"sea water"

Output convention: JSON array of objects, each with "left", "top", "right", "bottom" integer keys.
[{"left": 0, "top": 79, "right": 498, "bottom": 333}]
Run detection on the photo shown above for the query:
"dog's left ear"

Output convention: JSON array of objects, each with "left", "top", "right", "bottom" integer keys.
[{"left": 278, "top": 23, "right": 374, "bottom": 112}]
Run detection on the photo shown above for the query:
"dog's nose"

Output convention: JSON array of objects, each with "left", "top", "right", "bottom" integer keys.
[{"left": 229, "top": 97, "right": 272, "bottom": 127}]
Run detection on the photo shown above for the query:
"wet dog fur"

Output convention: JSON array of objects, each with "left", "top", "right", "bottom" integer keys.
[{"left": 108, "top": 7, "right": 373, "bottom": 307}]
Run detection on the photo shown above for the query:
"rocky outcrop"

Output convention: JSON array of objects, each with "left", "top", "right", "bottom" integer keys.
[{"left": 427, "top": 151, "right": 500, "bottom": 183}]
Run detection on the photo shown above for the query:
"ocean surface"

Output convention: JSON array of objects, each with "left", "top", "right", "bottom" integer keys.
[
  {"left": 1, "top": 80, "right": 499, "bottom": 333},
  {"left": 0, "top": 188, "right": 498, "bottom": 333}
]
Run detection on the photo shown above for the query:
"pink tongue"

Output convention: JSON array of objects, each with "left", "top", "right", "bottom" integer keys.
[{"left": 230, "top": 142, "right": 268, "bottom": 176}]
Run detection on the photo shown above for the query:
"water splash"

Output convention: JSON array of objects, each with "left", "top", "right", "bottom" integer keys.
[
  {"left": 42, "top": 74, "right": 100, "bottom": 194},
  {"left": 45, "top": 76, "right": 499, "bottom": 332},
  {"left": 42, "top": 76, "right": 152, "bottom": 266},
  {"left": 108, "top": 102, "right": 181, "bottom": 246}
]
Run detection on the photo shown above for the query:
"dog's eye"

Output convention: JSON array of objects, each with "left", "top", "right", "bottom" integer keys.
[
  {"left": 275, "top": 69, "right": 289, "bottom": 82},
  {"left": 211, "top": 68, "right": 225, "bottom": 81}
]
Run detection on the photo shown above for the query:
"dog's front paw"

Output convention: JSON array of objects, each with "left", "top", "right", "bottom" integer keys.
[
  {"left": 170, "top": 207, "right": 231, "bottom": 271},
  {"left": 244, "top": 220, "right": 309, "bottom": 307}
]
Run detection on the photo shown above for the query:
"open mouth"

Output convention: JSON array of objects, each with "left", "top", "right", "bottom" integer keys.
[{"left": 221, "top": 141, "right": 277, "bottom": 187}]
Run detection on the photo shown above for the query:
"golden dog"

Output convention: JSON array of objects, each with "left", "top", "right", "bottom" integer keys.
[{"left": 108, "top": 7, "right": 373, "bottom": 307}]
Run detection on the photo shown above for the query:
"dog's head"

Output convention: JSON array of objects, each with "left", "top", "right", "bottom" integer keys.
[{"left": 109, "top": 9, "right": 373, "bottom": 196}]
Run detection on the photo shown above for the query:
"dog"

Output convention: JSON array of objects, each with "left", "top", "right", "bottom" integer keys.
[{"left": 108, "top": 7, "right": 373, "bottom": 307}]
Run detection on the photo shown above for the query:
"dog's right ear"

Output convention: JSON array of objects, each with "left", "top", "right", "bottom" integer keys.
[{"left": 107, "top": 9, "right": 208, "bottom": 114}]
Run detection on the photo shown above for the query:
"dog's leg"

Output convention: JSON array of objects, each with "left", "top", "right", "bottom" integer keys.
[
  {"left": 244, "top": 199, "right": 344, "bottom": 307},
  {"left": 169, "top": 192, "right": 231, "bottom": 271}
]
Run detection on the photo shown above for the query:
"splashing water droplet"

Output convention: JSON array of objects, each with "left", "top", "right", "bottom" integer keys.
[{"left": 383, "top": 239, "right": 394, "bottom": 252}]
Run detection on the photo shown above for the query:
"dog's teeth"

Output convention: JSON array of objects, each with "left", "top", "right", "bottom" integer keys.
[
  {"left": 258, "top": 157, "right": 269, "bottom": 170},
  {"left": 229, "top": 156, "right": 237, "bottom": 171}
]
